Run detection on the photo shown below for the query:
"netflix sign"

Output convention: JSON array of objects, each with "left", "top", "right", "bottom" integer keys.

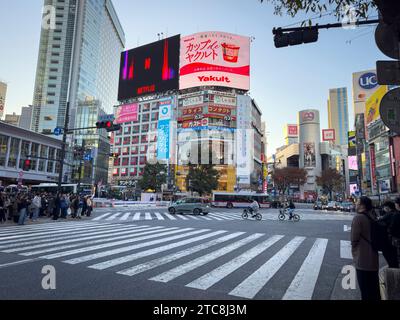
[{"left": 118, "top": 35, "right": 180, "bottom": 101}]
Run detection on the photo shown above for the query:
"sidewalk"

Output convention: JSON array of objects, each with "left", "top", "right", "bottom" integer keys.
[{"left": 0, "top": 216, "right": 92, "bottom": 227}]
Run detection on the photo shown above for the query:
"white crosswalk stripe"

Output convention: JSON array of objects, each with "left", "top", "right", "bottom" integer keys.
[
  {"left": 0, "top": 222, "right": 348, "bottom": 300},
  {"left": 229, "top": 236, "right": 306, "bottom": 299},
  {"left": 120, "top": 212, "right": 132, "bottom": 221},
  {"left": 154, "top": 212, "right": 165, "bottom": 220},
  {"left": 282, "top": 238, "right": 328, "bottom": 300},
  {"left": 164, "top": 213, "right": 177, "bottom": 220},
  {"left": 144, "top": 212, "right": 152, "bottom": 220},
  {"left": 132, "top": 212, "right": 141, "bottom": 221},
  {"left": 105, "top": 212, "right": 123, "bottom": 221},
  {"left": 93, "top": 213, "right": 114, "bottom": 221}
]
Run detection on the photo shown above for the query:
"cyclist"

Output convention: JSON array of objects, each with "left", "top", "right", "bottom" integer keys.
[
  {"left": 248, "top": 199, "right": 260, "bottom": 218},
  {"left": 287, "top": 200, "right": 296, "bottom": 220}
]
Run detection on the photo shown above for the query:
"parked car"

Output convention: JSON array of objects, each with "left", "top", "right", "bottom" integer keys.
[
  {"left": 168, "top": 197, "right": 210, "bottom": 215},
  {"left": 326, "top": 201, "right": 338, "bottom": 211},
  {"left": 313, "top": 201, "right": 323, "bottom": 210},
  {"left": 339, "top": 202, "right": 355, "bottom": 212}
]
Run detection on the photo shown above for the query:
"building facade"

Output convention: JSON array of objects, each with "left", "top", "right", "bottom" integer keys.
[
  {"left": 0, "top": 122, "right": 62, "bottom": 185},
  {"left": 328, "top": 87, "right": 349, "bottom": 146},
  {"left": 31, "top": 0, "right": 125, "bottom": 185},
  {"left": 19, "top": 106, "right": 33, "bottom": 130},
  {"left": 4, "top": 113, "right": 20, "bottom": 126},
  {"left": 0, "top": 81, "right": 6, "bottom": 120}
]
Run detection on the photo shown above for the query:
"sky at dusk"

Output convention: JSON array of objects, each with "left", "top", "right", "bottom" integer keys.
[{"left": 0, "top": 0, "right": 386, "bottom": 155}]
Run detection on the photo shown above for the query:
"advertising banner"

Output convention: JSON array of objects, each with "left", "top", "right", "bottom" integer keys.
[
  {"left": 348, "top": 131, "right": 356, "bottom": 148},
  {"left": 157, "top": 99, "right": 173, "bottom": 160},
  {"left": 180, "top": 32, "right": 250, "bottom": 90},
  {"left": 208, "top": 106, "right": 232, "bottom": 115},
  {"left": 365, "top": 85, "right": 388, "bottom": 125},
  {"left": 303, "top": 142, "right": 316, "bottom": 168},
  {"left": 348, "top": 156, "right": 358, "bottom": 171},
  {"left": 182, "top": 106, "right": 203, "bottom": 116},
  {"left": 182, "top": 95, "right": 204, "bottom": 107},
  {"left": 370, "top": 145, "right": 376, "bottom": 188},
  {"left": 322, "top": 129, "right": 336, "bottom": 142},
  {"left": 214, "top": 95, "right": 237, "bottom": 106},
  {"left": 286, "top": 124, "right": 298, "bottom": 137},
  {"left": 115, "top": 103, "right": 138, "bottom": 124},
  {"left": 236, "top": 95, "right": 253, "bottom": 184},
  {"left": 118, "top": 35, "right": 180, "bottom": 100},
  {"left": 352, "top": 70, "right": 378, "bottom": 104}
]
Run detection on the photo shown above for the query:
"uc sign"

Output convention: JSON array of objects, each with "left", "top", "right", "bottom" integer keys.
[{"left": 359, "top": 72, "right": 378, "bottom": 90}]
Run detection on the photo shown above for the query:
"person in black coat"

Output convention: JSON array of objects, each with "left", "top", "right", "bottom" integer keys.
[
  {"left": 378, "top": 201, "right": 399, "bottom": 268},
  {"left": 53, "top": 193, "right": 61, "bottom": 220}
]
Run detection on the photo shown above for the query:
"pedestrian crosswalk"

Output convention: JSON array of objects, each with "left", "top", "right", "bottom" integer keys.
[
  {"left": 91, "top": 211, "right": 353, "bottom": 222},
  {"left": 0, "top": 221, "right": 351, "bottom": 300}
]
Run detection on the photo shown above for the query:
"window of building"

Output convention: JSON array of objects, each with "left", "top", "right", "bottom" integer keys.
[
  {"left": 47, "top": 100, "right": 55, "bottom": 104},
  {"left": 121, "top": 168, "right": 127, "bottom": 176},
  {"left": 49, "top": 76, "right": 57, "bottom": 80},
  {"left": 151, "top": 123, "right": 158, "bottom": 131},
  {"left": 0, "top": 135, "right": 9, "bottom": 167},
  {"left": 132, "top": 126, "right": 140, "bottom": 133},
  {"left": 151, "top": 113, "right": 159, "bottom": 121},
  {"left": 48, "top": 92, "right": 56, "bottom": 96},
  {"left": 142, "top": 114, "right": 150, "bottom": 122},
  {"left": 114, "top": 157, "right": 120, "bottom": 166},
  {"left": 140, "top": 145, "right": 147, "bottom": 153},
  {"left": 142, "top": 103, "right": 150, "bottom": 112},
  {"left": 139, "top": 156, "right": 147, "bottom": 165},
  {"left": 51, "top": 52, "right": 60, "bottom": 56},
  {"left": 130, "top": 167, "right": 137, "bottom": 176},
  {"left": 7, "top": 138, "right": 19, "bottom": 169},
  {"left": 141, "top": 135, "right": 148, "bottom": 143},
  {"left": 50, "top": 68, "right": 58, "bottom": 72},
  {"left": 48, "top": 84, "right": 56, "bottom": 88},
  {"left": 122, "top": 158, "right": 129, "bottom": 166},
  {"left": 131, "top": 157, "right": 138, "bottom": 165},
  {"left": 52, "top": 44, "right": 61, "bottom": 49},
  {"left": 123, "top": 137, "right": 130, "bottom": 145},
  {"left": 131, "top": 146, "right": 138, "bottom": 154},
  {"left": 132, "top": 136, "right": 139, "bottom": 144},
  {"left": 122, "top": 147, "right": 129, "bottom": 155},
  {"left": 115, "top": 137, "right": 121, "bottom": 145},
  {"left": 113, "top": 168, "right": 119, "bottom": 176},
  {"left": 142, "top": 124, "right": 149, "bottom": 132},
  {"left": 124, "top": 126, "right": 131, "bottom": 134}
]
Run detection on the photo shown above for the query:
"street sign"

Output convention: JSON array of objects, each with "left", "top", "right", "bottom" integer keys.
[
  {"left": 98, "top": 114, "right": 115, "bottom": 122},
  {"left": 54, "top": 127, "right": 62, "bottom": 136},
  {"left": 377, "top": 60, "right": 400, "bottom": 85},
  {"left": 380, "top": 88, "right": 400, "bottom": 134}
]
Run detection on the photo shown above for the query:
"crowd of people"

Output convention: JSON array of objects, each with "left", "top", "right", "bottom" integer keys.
[
  {"left": 0, "top": 192, "right": 94, "bottom": 225},
  {"left": 351, "top": 196, "right": 400, "bottom": 300}
]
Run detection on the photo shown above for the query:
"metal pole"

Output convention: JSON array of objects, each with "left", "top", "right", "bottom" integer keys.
[{"left": 58, "top": 101, "right": 70, "bottom": 193}]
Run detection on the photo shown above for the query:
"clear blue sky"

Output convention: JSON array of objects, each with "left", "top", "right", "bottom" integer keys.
[{"left": 0, "top": 0, "right": 386, "bottom": 155}]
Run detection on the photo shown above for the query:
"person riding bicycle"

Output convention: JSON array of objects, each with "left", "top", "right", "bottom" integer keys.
[
  {"left": 248, "top": 199, "right": 260, "bottom": 218},
  {"left": 287, "top": 200, "right": 296, "bottom": 220}
]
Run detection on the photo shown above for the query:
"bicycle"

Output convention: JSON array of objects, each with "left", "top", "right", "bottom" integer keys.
[
  {"left": 242, "top": 208, "right": 262, "bottom": 221},
  {"left": 278, "top": 208, "right": 300, "bottom": 222}
]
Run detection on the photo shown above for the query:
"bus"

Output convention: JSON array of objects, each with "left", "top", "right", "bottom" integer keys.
[
  {"left": 212, "top": 192, "right": 272, "bottom": 209},
  {"left": 30, "top": 183, "right": 93, "bottom": 195}
]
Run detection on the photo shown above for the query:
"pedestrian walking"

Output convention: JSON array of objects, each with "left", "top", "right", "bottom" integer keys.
[
  {"left": 0, "top": 194, "right": 6, "bottom": 223},
  {"left": 378, "top": 201, "right": 399, "bottom": 268},
  {"left": 86, "top": 196, "right": 93, "bottom": 217},
  {"left": 351, "top": 196, "right": 381, "bottom": 300},
  {"left": 17, "top": 196, "right": 31, "bottom": 226},
  {"left": 53, "top": 193, "right": 61, "bottom": 220},
  {"left": 32, "top": 194, "right": 41, "bottom": 222}
]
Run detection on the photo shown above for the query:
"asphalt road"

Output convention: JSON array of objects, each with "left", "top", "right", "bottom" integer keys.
[{"left": 0, "top": 207, "right": 365, "bottom": 300}]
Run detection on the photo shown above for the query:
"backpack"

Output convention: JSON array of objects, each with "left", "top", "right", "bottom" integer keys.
[{"left": 362, "top": 213, "right": 392, "bottom": 252}]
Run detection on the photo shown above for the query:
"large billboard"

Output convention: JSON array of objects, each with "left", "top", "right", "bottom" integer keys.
[
  {"left": 118, "top": 35, "right": 180, "bottom": 101},
  {"left": 365, "top": 85, "right": 388, "bottom": 125},
  {"left": 157, "top": 98, "right": 174, "bottom": 160},
  {"left": 285, "top": 124, "right": 298, "bottom": 137},
  {"left": 303, "top": 142, "right": 316, "bottom": 168},
  {"left": 115, "top": 103, "right": 138, "bottom": 124},
  {"left": 322, "top": 129, "right": 335, "bottom": 142},
  {"left": 180, "top": 32, "right": 250, "bottom": 90}
]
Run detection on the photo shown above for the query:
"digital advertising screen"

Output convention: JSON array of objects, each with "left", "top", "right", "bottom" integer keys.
[{"left": 118, "top": 35, "right": 180, "bottom": 101}]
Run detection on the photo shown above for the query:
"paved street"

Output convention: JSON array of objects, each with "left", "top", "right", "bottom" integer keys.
[{"left": 0, "top": 207, "right": 363, "bottom": 300}]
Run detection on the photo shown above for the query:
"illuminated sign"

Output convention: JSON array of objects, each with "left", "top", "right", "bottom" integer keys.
[
  {"left": 118, "top": 35, "right": 180, "bottom": 101},
  {"left": 180, "top": 32, "right": 250, "bottom": 90},
  {"left": 115, "top": 103, "right": 138, "bottom": 124},
  {"left": 208, "top": 106, "right": 232, "bottom": 115},
  {"left": 348, "top": 156, "right": 358, "bottom": 171},
  {"left": 322, "top": 129, "right": 335, "bottom": 142},
  {"left": 302, "top": 112, "right": 315, "bottom": 122}
]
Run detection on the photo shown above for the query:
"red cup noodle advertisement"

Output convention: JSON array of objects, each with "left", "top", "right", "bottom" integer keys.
[{"left": 180, "top": 31, "right": 250, "bottom": 91}]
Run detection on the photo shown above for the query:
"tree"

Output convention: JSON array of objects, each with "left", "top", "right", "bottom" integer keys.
[
  {"left": 316, "top": 168, "right": 344, "bottom": 200},
  {"left": 186, "top": 164, "right": 220, "bottom": 196},
  {"left": 259, "top": 0, "right": 376, "bottom": 24},
  {"left": 138, "top": 162, "right": 167, "bottom": 193},
  {"left": 272, "top": 167, "right": 307, "bottom": 195}
]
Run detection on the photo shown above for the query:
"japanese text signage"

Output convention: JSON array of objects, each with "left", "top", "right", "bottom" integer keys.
[
  {"left": 182, "top": 106, "right": 203, "bottom": 116},
  {"left": 322, "top": 129, "right": 335, "bottom": 142},
  {"left": 115, "top": 103, "right": 139, "bottom": 124},
  {"left": 180, "top": 32, "right": 250, "bottom": 90},
  {"left": 208, "top": 106, "right": 231, "bottom": 115}
]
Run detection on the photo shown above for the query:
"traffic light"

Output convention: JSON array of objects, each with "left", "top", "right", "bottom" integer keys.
[
  {"left": 23, "top": 159, "right": 31, "bottom": 171},
  {"left": 96, "top": 121, "right": 121, "bottom": 132},
  {"left": 273, "top": 28, "right": 318, "bottom": 48}
]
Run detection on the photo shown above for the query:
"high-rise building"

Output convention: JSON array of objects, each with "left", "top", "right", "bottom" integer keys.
[
  {"left": 31, "top": 0, "right": 125, "bottom": 184},
  {"left": 327, "top": 87, "right": 349, "bottom": 146},
  {"left": 19, "top": 106, "right": 33, "bottom": 130},
  {"left": 4, "top": 113, "right": 20, "bottom": 126},
  {"left": 0, "top": 81, "right": 7, "bottom": 120}
]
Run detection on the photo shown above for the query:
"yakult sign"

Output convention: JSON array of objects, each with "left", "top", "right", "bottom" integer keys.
[{"left": 180, "top": 32, "right": 250, "bottom": 91}]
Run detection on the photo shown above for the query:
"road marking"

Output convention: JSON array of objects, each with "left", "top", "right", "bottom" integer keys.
[
  {"left": 0, "top": 224, "right": 122, "bottom": 246},
  {"left": 18, "top": 227, "right": 166, "bottom": 256},
  {"left": 39, "top": 227, "right": 186, "bottom": 260},
  {"left": 0, "top": 258, "right": 40, "bottom": 269},
  {"left": 105, "top": 212, "right": 123, "bottom": 221},
  {"left": 150, "top": 233, "right": 264, "bottom": 283},
  {"left": 282, "top": 238, "right": 328, "bottom": 300},
  {"left": 144, "top": 212, "right": 152, "bottom": 220},
  {"left": 206, "top": 214, "right": 224, "bottom": 221},
  {"left": 186, "top": 235, "right": 284, "bottom": 290},
  {"left": 132, "top": 212, "right": 141, "bottom": 220},
  {"left": 1, "top": 225, "right": 145, "bottom": 252},
  {"left": 0, "top": 221, "right": 99, "bottom": 234},
  {"left": 229, "top": 236, "right": 306, "bottom": 299},
  {"left": 344, "top": 225, "right": 351, "bottom": 232},
  {"left": 340, "top": 240, "right": 352, "bottom": 259},
  {"left": 92, "top": 213, "right": 114, "bottom": 221},
  {"left": 154, "top": 212, "right": 165, "bottom": 220},
  {"left": 63, "top": 229, "right": 207, "bottom": 265},
  {"left": 117, "top": 232, "right": 242, "bottom": 277},
  {"left": 164, "top": 213, "right": 177, "bottom": 220},
  {"left": 120, "top": 212, "right": 132, "bottom": 221},
  {"left": 90, "top": 230, "right": 229, "bottom": 270},
  {"left": 175, "top": 214, "right": 189, "bottom": 220}
]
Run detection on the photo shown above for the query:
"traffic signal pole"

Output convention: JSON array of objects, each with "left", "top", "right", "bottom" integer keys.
[{"left": 58, "top": 101, "right": 70, "bottom": 194}]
